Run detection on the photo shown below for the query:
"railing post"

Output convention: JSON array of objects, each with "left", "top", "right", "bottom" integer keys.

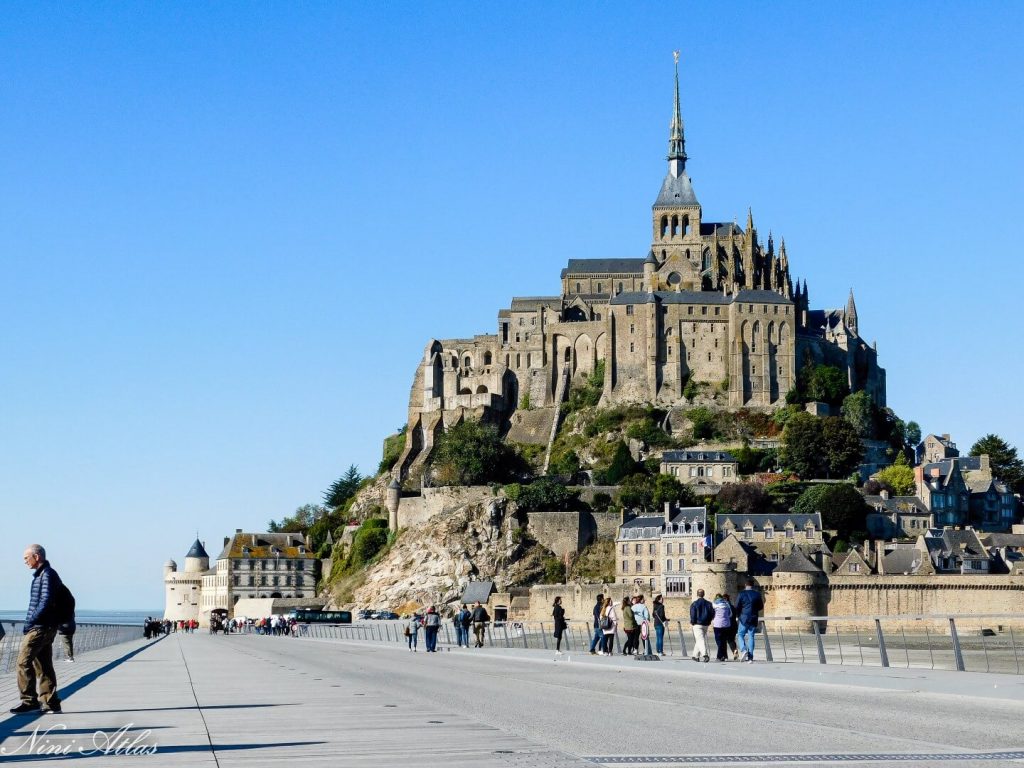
[
  {"left": 540, "top": 622, "right": 548, "bottom": 650},
  {"left": 949, "top": 617, "right": 965, "bottom": 672},
  {"left": 875, "top": 619, "right": 890, "bottom": 668},
  {"left": 812, "top": 620, "right": 826, "bottom": 665},
  {"left": 760, "top": 620, "right": 774, "bottom": 663},
  {"left": 676, "top": 620, "right": 687, "bottom": 658}
]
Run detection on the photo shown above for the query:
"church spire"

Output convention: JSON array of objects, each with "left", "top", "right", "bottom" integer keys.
[
  {"left": 846, "top": 288, "right": 859, "bottom": 335},
  {"left": 667, "top": 51, "right": 687, "bottom": 177}
]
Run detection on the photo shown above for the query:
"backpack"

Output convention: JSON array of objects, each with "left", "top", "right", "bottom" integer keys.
[
  {"left": 600, "top": 614, "right": 613, "bottom": 630},
  {"left": 52, "top": 580, "right": 76, "bottom": 625}
]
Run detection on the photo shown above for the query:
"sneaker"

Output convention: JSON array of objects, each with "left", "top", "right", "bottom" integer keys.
[
  {"left": 64, "top": 658, "right": 75, "bottom": 663},
  {"left": 746, "top": 657, "right": 754, "bottom": 664},
  {"left": 41, "top": 704, "right": 62, "bottom": 714},
  {"left": 589, "top": 650, "right": 597, "bottom": 656},
  {"left": 691, "top": 656, "right": 700, "bottom": 662},
  {"left": 703, "top": 655, "right": 709, "bottom": 663},
  {"left": 10, "top": 703, "right": 40, "bottom": 714}
]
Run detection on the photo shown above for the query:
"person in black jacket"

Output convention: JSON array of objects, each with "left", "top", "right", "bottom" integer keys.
[
  {"left": 588, "top": 593, "right": 604, "bottom": 655},
  {"left": 652, "top": 594, "right": 668, "bottom": 655},
  {"left": 689, "top": 588, "right": 714, "bottom": 663},
  {"left": 471, "top": 601, "right": 490, "bottom": 648},
  {"left": 552, "top": 597, "right": 567, "bottom": 655},
  {"left": 11, "top": 544, "right": 63, "bottom": 714}
]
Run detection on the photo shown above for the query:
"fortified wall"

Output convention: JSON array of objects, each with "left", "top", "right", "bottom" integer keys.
[{"left": 514, "top": 568, "right": 1024, "bottom": 631}]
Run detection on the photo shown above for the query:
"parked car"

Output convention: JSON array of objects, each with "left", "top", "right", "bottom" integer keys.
[{"left": 356, "top": 609, "right": 373, "bottom": 620}]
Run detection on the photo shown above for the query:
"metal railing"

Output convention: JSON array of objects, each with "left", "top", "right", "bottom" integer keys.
[
  {"left": 292, "top": 613, "right": 1024, "bottom": 675},
  {"left": 0, "top": 622, "right": 142, "bottom": 674}
]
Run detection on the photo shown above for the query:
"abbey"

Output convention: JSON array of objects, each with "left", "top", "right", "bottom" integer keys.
[{"left": 396, "top": 61, "right": 885, "bottom": 484}]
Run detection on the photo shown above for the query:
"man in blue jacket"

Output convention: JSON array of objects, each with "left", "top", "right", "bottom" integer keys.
[
  {"left": 735, "top": 578, "right": 765, "bottom": 663},
  {"left": 588, "top": 593, "right": 604, "bottom": 655},
  {"left": 11, "top": 544, "right": 63, "bottom": 714},
  {"left": 689, "top": 589, "right": 714, "bottom": 662}
]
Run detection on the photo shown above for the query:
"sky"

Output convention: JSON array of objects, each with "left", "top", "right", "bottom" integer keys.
[{"left": 2, "top": 2, "right": 1022, "bottom": 610}]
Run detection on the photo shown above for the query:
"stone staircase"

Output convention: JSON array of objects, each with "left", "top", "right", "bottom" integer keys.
[{"left": 542, "top": 365, "right": 571, "bottom": 474}]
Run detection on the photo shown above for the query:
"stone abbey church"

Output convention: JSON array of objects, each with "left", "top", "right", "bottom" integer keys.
[{"left": 395, "top": 62, "right": 885, "bottom": 485}]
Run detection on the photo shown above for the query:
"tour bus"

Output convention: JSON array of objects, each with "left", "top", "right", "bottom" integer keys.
[{"left": 289, "top": 608, "right": 352, "bottom": 624}]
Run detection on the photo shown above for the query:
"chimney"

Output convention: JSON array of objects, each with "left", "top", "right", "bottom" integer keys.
[
  {"left": 941, "top": 434, "right": 950, "bottom": 441},
  {"left": 664, "top": 501, "right": 673, "bottom": 525},
  {"left": 236, "top": 528, "right": 242, "bottom": 533},
  {"left": 875, "top": 540, "right": 885, "bottom": 575},
  {"left": 979, "top": 454, "right": 990, "bottom": 472},
  {"left": 251, "top": 534, "right": 256, "bottom": 546},
  {"left": 620, "top": 507, "right": 629, "bottom": 526},
  {"left": 223, "top": 537, "right": 230, "bottom": 547}
]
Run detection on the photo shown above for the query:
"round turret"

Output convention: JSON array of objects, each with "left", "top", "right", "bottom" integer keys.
[
  {"left": 183, "top": 538, "right": 210, "bottom": 573},
  {"left": 386, "top": 479, "right": 401, "bottom": 531},
  {"left": 164, "top": 559, "right": 177, "bottom": 577}
]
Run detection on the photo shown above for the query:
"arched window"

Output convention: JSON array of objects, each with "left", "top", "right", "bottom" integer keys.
[
  {"left": 682, "top": 215, "right": 689, "bottom": 236},
  {"left": 576, "top": 282, "right": 581, "bottom": 293},
  {"left": 671, "top": 215, "right": 679, "bottom": 237},
  {"left": 516, "top": 353, "right": 521, "bottom": 368},
  {"left": 661, "top": 216, "right": 669, "bottom": 238},
  {"left": 483, "top": 351, "right": 492, "bottom": 366},
  {"left": 564, "top": 347, "right": 571, "bottom": 362},
  {"left": 463, "top": 355, "right": 471, "bottom": 369}
]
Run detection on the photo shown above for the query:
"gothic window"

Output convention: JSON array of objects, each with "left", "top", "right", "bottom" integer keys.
[
  {"left": 682, "top": 215, "right": 689, "bottom": 236},
  {"left": 576, "top": 282, "right": 581, "bottom": 293},
  {"left": 464, "top": 356, "right": 471, "bottom": 368},
  {"left": 661, "top": 216, "right": 669, "bottom": 239},
  {"left": 484, "top": 351, "right": 492, "bottom": 365},
  {"left": 671, "top": 215, "right": 679, "bottom": 236}
]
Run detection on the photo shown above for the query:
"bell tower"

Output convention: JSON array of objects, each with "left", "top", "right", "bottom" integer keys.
[{"left": 651, "top": 52, "right": 702, "bottom": 290}]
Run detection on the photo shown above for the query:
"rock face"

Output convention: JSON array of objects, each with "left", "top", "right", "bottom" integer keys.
[{"left": 349, "top": 498, "right": 547, "bottom": 612}]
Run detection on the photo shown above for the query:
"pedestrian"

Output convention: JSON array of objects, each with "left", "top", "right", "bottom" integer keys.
[
  {"left": 723, "top": 592, "right": 740, "bottom": 660},
  {"left": 459, "top": 603, "right": 473, "bottom": 647},
  {"left": 405, "top": 614, "right": 420, "bottom": 651},
  {"left": 552, "top": 597, "right": 567, "bottom": 655},
  {"left": 588, "top": 593, "right": 604, "bottom": 655},
  {"left": 735, "top": 578, "right": 765, "bottom": 663},
  {"left": 11, "top": 544, "right": 64, "bottom": 714},
  {"left": 689, "top": 588, "right": 713, "bottom": 662},
  {"left": 712, "top": 593, "right": 733, "bottom": 661},
  {"left": 423, "top": 606, "right": 440, "bottom": 652},
  {"left": 632, "top": 594, "right": 652, "bottom": 655},
  {"left": 452, "top": 604, "right": 467, "bottom": 647},
  {"left": 652, "top": 594, "right": 667, "bottom": 655},
  {"left": 600, "top": 596, "right": 617, "bottom": 655},
  {"left": 471, "top": 601, "right": 490, "bottom": 648},
  {"left": 619, "top": 596, "right": 638, "bottom": 655}
]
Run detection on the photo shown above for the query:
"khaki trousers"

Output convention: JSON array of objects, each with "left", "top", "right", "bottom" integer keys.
[
  {"left": 473, "top": 622, "right": 486, "bottom": 646},
  {"left": 18, "top": 627, "right": 60, "bottom": 707}
]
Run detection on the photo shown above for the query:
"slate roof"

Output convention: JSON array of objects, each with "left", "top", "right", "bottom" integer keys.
[
  {"left": 662, "top": 450, "right": 736, "bottom": 463},
  {"left": 608, "top": 290, "right": 790, "bottom": 307},
  {"left": 700, "top": 222, "right": 742, "bottom": 237},
  {"left": 881, "top": 549, "right": 926, "bottom": 574},
  {"left": 924, "top": 528, "right": 989, "bottom": 559},
  {"left": 460, "top": 581, "right": 496, "bottom": 605},
  {"left": 718, "top": 513, "right": 822, "bottom": 530},
  {"left": 619, "top": 507, "right": 708, "bottom": 536},
  {"left": 775, "top": 547, "right": 821, "bottom": 573},
  {"left": 863, "top": 495, "right": 930, "bottom": 515},
  {"left": 980, "top": 533, "right": 1024, "bottom": 549},
  {"left": 510, "top": 297, "right": 562, "bottom": 312},
  {"left": 186, "top": 539, "right": 209, "bottom": 559},
  {"left": 653, "top": 172, "right": 699, "bottom": 207},
  {"left": 561, "top": 259, "right": 645, "bottom": 277},
  {"left": 217, "top": 532, "right": 316, "bottom": 561}
]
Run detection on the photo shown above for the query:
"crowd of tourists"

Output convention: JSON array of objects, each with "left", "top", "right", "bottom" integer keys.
[{"left": 404, "top": 601, "right": 491, "bottom": 651}]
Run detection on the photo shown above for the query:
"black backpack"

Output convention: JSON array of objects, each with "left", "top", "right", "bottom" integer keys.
[{"left": 52, "top": 580, "right": 76, "bottom": 625}]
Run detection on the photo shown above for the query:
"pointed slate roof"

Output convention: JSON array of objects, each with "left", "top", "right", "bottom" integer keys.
[
  {"left": 775, "top": 547, "right": 821, "bottom": 573},
  {"left": 185, "top": 538, "right": 209, "bottom": 559},
  {"left": 654, "top": 172, "right": 699, "bottom": 207}
]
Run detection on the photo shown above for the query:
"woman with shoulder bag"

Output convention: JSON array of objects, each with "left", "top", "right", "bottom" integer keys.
[
  {"left": 652, "top": 594, "right": 667, "bottom": 655},
  {"left": 552, "top": 596, "right": 567, "bottom": 656},
  {"left": 600, "top": 596, "right": 616, "bottom": 655}
]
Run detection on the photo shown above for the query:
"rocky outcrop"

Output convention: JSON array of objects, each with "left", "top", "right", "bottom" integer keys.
[{"left": 347, "top": 498, "right": 548, "bottom": 612}]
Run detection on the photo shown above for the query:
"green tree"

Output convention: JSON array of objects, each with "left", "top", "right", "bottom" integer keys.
[
  {"left": 345, "top": 518, "right": 390, "bottom": 570},
  {"left": 970, "top": 434, "right": 1024, "bottom": 493},
  {"left": 841, "top": 391, "right": 875, "bottom": 438},
  {"left": 604, "top": 441, "right": 637, "bottom": 485},
  {"left": 715, "top": 482, "right": 770, "bottom": 516},
  {"left": 652, "top": 474, "right": 697, "bottom": 507},
  {"left": 905, "top": 421, "right": 922, "bottom": 450},
  {"left": 267, "top": 503, "right": 325, "bottom": 534},
  {"left": 806, "top": 365, "right": 850, "bottom": 406},
  {"left": 791, "top": 484, "right": 870, "bottom": 540},
  {"left": 618, "top": 473, "right": 656, "bottom": 511},
  {"left": 505, "top": 477, "right": 579, "bottom": 512},
  {"left": 874, "top": 452, "right": 915, "bottom": 496},
  {"left": 431, "top": 420, "right": 516, "bottom": 486},
  {"left": 688, "top": 407, "right": 716, "bottom": 439},
  {"left": 780, "top": 413, "right": 863, "bottom": 479},
  {"left": 323, "top": 464, "right": 363, "bottom": 508}
]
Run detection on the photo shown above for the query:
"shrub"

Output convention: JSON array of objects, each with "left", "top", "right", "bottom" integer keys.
[
  {"left": 604, "top": 441, "right": 637, "bottom": 485},
  {"left": 510, "top": 477, "right": 579, "bottom": 512},
  {"left": 431, "top": 420, "right": 517, "bottom": 486},
  {"left": 792, "top": 483, "right": 870, "bottom": 539},
  {"left": 591, "top": 492, "right": 612, "bottom": 513},
  {"left": 626, "top": 417, "right": 673, "bottom": 447},
  {"left": 378, "top": 429, "right": 407, "bottom": 474},
  {"left": 542, "top": 556, "right": 565, "bottom": 583},
  {"left": 688, "top": 407, "right": 716, "bottom": 440}
]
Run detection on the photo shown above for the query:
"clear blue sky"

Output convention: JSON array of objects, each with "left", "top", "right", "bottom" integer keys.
[{"left": 2, "top": 3, "right": 1022, "bottom": 610}]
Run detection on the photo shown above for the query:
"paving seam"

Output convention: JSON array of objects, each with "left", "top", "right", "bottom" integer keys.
[{"left": 174, "top": 635, "right": 221, "bottom": 767}]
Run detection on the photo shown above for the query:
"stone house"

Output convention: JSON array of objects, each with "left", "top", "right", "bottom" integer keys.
[
  {"left": 864, "top": 491, "right": 933, "bottom": 539},
  {"left": 917, "top": 527, "right": 991, "bottom": 574},
  {"left": 716, "top": 513, "right": 823, "bottom": 552},
  {"left": 615, "top": 505, "right": 709, "bottom": 594},
  {"left": 916, "top": 433, "right": 959, "bottom": 465},
  {"left": 915, "top": 455, "right": 1018, "bottom": 531},
  {"left": 661, "top": 449, "right": 739, "bottom": 486}
]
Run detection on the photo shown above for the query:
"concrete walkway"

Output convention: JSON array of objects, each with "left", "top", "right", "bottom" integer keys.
[{"left": 1, "top": 633, "right": 1023, "bottom": 767}]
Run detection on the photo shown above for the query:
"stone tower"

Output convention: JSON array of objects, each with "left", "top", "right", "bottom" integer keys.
[{"left": 163, "top": 538, "right": 208, "bottom": 623}]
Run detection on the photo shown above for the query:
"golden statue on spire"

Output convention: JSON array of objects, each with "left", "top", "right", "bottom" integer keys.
[{"left": 673, "top": 50, "right": 680, "bottom": 64}]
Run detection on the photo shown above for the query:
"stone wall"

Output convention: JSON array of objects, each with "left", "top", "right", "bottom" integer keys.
[
  {"left": 526, "top": 511, "right": 582, "bottom": 558},
  {"left": 506, "top": 407, "right": 556, "bottom": 445},
  {"left": 396, "top": 486, "right": 498, "bottom": 529}
]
